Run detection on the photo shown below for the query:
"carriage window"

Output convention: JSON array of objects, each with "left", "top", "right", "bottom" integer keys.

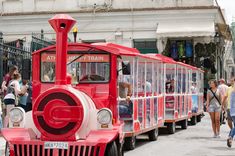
[
  {"left": 41, "top": 52, "right": 110, "bottom": 83},
  {"left": 137, "top": 62, "right": 145, "bottom": 95},
  {"left": 146, "top": 62, "right": 152, "bottom": 94},
  {"left": 118, "top": 57, "right": 134, "bottom": 98},
  {"left": 177, "top": 66, "right": 182, "bottom": 94},
  {"left": 165, "top": 64, "right": 176, "bottom": 94},
  {"left": 41, "top": 53, "right": 56, "bottom": 82},
  {"left": 191, "top": 72, "right": 198, "bottom": 94},
  {"left": 157, "top": 62, "right": 163, "bottom": 94},
  {"left": 182, "top": 68, "right": 186, "bottom": 93}
]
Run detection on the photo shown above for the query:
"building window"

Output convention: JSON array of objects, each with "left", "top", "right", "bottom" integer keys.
[{"left": 133, "top": 39, "right": 158, "bottom": 54}]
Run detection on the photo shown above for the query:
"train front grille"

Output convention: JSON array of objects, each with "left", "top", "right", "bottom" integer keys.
[{"left": 13, "top": 143, "right": 100, "bottom": 156}]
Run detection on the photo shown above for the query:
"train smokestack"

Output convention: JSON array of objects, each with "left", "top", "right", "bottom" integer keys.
[{"left": 49, "top": 14, "right": 76, "bottom": 85}]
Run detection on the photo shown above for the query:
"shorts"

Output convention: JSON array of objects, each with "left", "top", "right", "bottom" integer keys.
[
  {"left": 208, "top": 105, "right": 221, "bottom": 113},
  {"left": 227, "top": 109, "right": 232, "bottom": 121},
  {"left": 3, "top": 99, "right": 15, "bottom": 105}
]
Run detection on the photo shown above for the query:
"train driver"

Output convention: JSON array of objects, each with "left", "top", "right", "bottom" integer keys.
[{"left": 118, "top": 76, "right": 133, "bottom": 118}]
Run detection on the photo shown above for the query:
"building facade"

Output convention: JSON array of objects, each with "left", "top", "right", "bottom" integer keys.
[{"left": 0, "top": 0, "right": 233, "bottom": 80}]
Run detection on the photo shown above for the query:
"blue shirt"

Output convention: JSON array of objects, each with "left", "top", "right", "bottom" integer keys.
[{"left": 230, "top": 91, "right": 235, "bottom": 116}]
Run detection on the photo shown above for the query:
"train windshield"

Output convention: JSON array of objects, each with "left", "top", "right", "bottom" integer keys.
[{"left": 41, "top": 52, "right": 110, "bottom": 84}]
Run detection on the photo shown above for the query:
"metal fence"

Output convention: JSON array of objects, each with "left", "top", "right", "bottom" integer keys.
[
  {"left": 0, "top": 32, "right": 32, "bottom": 84},
  {"left": 0, "top": 30, "right": 66, "bottom": 84},
  {"left": 31, "top": 30, "right": 55, "bottom": 52}
]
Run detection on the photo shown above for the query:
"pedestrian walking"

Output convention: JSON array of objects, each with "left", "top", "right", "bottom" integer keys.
[
  {"left": 1, "top": 65, "right": 18, "bottom": 96},
  {"left": 218, "top": 78, "right": 228, "bottom": 124},
  {"left": 226, "top": 84, "right": 235, "bottom": 147},
  {"left": 206, "top": 79, "right": 222, "bottom": 138},
  {"left": 222, "top": 78, "right": 234, "bottom": 138},
  {"left": 3, "top": 73, "right": 26, "bottom": 127}
]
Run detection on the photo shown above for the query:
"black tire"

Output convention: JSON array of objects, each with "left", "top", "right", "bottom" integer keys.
[
  {"left": 124, "top": 136, "right": 136, "bottom": 150},
  {"left": 148, "top": 128, "right": 159, "bottom": 141},
  {"left": 117, "top": 141, "right": 124, "bottom": 156},
  {"left": 105, "top": 141, "right": 118, "bottom": 156},
  {"left": 119, "top": 145, "right": 124, "bottom": 156},
  {"left": 191, "top": 116, "right": 197, "bottom": 125},
  {"left": 167, "top": 122, "right": 176, "bottom": 134},
  {"left": 181, "top": 119, "right": 188, "bottom": 129},
  {"left": 197, "top": 115, "right": 201, "bottom": 122},
  {"left": 5, "top": 142, "right": 10, "bottom": 156}
]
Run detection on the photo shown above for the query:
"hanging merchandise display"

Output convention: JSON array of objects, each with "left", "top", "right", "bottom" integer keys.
[
  {"left": 171, "top": 42, "right": 178, "bottom": 60},
  {"left": 195, "top": 43, "right": 205, "bottom": 57},
  {"left": 178, "top": 41, "right": 185, "bottom": 59},
  {"left": 185, "top": 41, "right": 193, "bottom": 58}
]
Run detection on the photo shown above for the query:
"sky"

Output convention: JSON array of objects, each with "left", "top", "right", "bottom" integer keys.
[{"left": 217, "top": 0, "right": 235, "bottom": 24}]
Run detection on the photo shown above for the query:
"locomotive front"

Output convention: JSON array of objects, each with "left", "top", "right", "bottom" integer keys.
[
  {"left": 33, "top": 14, "right": 93, "bottom": 141},
  {"left": 1, "top": 14, "right": 122, "bottom": 156}
]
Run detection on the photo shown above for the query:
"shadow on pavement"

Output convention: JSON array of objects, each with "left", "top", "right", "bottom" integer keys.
[
  {"left": 209, "top": 146, "right": 235, "bottom": 151},
  {"left": 124, "top": 127, "right": 186, "bottom": 153}
]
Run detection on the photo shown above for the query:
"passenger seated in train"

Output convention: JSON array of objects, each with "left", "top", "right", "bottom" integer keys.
[
  {"left": 191, "top": 82, "right": 198, "bottom": 94},
  {"left": 166, "top": 79, "right": 175, "bottom": 93},
  {"left": 118, "top": 81, "right": 133, "bottom": 118},
  {"left": 146, "top": 81, "right": 152, "bottom": 93},
  {"left": 165, "top": 79, "right": 175, "bottom": 109}
]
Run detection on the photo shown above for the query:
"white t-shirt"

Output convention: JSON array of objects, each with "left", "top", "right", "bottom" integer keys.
[
  {"left": 218, "top": 84, "right": 228, "bottom": 97},
  {"left": 9, "top": 80, "right": 21, "bottom": 96}
]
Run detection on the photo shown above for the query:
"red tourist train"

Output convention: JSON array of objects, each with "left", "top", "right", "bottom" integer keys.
[{"left": 1, "top": 14, "right": 204, "bottom": 156}]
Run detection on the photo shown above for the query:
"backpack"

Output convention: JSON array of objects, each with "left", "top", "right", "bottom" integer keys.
[{"left": 6, "top": 80, "right": 15, "bottom": 95}]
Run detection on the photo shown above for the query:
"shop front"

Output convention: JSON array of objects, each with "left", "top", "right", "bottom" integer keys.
[{"left": 156, "top": 19, "right": 227, "bottom": 83}]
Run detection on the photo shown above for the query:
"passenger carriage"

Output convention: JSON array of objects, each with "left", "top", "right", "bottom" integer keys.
[
  {"left": 111, "top": 48, "right": 165, "bottom": 150},
  {"left": 154, "top": 55, "right": 195, "bottom": 134}
]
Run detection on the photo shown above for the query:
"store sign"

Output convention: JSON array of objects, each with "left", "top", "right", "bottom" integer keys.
[{"left": 41, "top": 53, "right": 110, "bottom": 63}]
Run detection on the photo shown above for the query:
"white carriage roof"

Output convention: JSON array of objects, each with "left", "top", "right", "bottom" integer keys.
[{"left": 156, "top": 20, "right": 215, "bottom": 38}]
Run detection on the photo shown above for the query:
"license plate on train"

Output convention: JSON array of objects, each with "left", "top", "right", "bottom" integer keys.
[{"left": 44, "top": 142, "right": 69, "bottom": 149}]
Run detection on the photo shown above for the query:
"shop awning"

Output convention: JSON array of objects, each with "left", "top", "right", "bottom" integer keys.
[{"left": 156, "top": 20, "right": 215, "bottom": 38}]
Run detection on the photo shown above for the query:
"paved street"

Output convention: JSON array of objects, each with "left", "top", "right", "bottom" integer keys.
[
  {"left": 125, "top": 114, "right": 235, "bottom": 156},
  {"left": 0, "top": 114, "right": 235, "bottom": 156}
]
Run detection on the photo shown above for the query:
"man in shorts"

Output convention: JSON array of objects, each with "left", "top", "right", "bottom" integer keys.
[{"left": 222, "top": 78, "right": 234, "bottom": 134}]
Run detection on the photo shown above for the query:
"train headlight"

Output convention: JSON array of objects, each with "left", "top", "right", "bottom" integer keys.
[
  {"left": 9, "top": 107, "right": 24, "bottom": 124},
  {"left": 97, "top": 108, "right": 112, "bottom": 125}
]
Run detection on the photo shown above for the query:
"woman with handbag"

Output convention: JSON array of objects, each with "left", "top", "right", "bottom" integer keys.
[{"left": 206, "top": 80, "right": 222, "bottom": 138}]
